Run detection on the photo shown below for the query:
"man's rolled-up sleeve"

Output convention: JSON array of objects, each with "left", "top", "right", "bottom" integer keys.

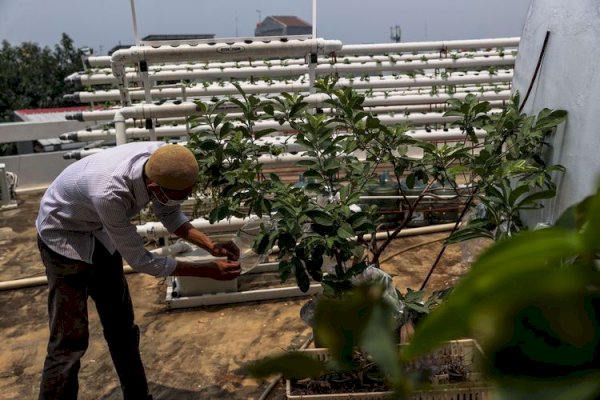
[
  {"left": 151, "top": 201, "right": 190, "bottom": 233},
  {"left": 95, "top": 197, "right": 177, "bottom": 277}
]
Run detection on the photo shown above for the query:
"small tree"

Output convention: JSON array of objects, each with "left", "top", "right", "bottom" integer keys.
[{"left": 187, "top": 77, "right": 566, "bottom": 298}]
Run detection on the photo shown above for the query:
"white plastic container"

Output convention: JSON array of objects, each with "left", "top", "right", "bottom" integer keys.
[{"left": 171, "top": 248, "right": 238, "bottom": 297}]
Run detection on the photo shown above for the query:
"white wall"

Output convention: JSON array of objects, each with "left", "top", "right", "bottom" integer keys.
[
  {"left": 0, "top": 120, "right": 90, "bottom": 191},
  {"left": 514, "top": 0, "right": 600, "bottom": 224},
  {"left": 0, "top": 152, "right": 75, "bottom": 192}
]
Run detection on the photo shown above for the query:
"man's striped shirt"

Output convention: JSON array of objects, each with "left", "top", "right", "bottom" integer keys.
[{"left": 36, "top": 141, "right": 188, "bottom": 277}]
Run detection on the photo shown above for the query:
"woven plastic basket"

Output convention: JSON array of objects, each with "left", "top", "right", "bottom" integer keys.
[{"left": 286, "top": 339, "right": 490, "bottom": 400}]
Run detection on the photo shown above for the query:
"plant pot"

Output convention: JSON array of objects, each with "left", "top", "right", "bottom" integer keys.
[{"left": 286, "top": 339, "right": 490, "bottom": 400}]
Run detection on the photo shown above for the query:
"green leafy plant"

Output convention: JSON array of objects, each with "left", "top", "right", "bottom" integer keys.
[
  {"left": 187, "top": 82, "right": 281, "bottom": 221},
  {"left": 0, "top": 34, "right": 85, "bottom": 122},
  {"left": 397, "top": 287, "right": 451, "bottom": 326},
  {"left": 443, "top": 93, "right": 567, "bottom": 242},
  {"left": 188, "top": 77, "right": 567, "bottom": 299},
  {"left": 247, "top": 184, "right": 600, "bottom": 400},
  {"left": 403, "top": 185, "right": 600, "bottom": 399},
  {"left": 189, "top": 76, "right": 418, "bottom": 295}
]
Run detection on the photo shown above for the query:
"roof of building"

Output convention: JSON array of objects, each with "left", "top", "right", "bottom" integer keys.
[
  {"left": 108, "top": 34, "right": 216, "bottom": 55},
  {"left": 14, "top": 106, "right": 104, "bottom": 123},
  {"left": 141, "top": 34, "right": 215, "bottom": 41},
  {"left": 269, "top": 16, "right": 312, "bottom": 28}
]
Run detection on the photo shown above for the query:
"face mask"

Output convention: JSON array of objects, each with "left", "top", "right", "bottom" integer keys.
[{"left": 152, "top": 186, "right": 186, "bottom": 207}]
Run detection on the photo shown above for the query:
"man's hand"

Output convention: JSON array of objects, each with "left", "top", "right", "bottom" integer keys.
[
  {"left": 205, "top": 259, "right": 241, "bottom": 280},
  {"left": 174, "top": 223, "right": 239, "bottom": 261},
  {"left": 172, "top": 259, "right": 241, "bottom": 280},
  {"left": 211, "top": 240, "right": 240, "bottom": 261}
]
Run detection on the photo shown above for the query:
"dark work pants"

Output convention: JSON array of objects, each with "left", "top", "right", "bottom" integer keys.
[{"left": 37, "top": 237, "right": 152, "bottom": 400}]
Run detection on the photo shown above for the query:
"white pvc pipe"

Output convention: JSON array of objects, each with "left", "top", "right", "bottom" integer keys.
[
  {"left": 219, "top": 49, "right": 511, "bottom": 69},
  {"left": 65, "top": 108, "right": 122, "bottom": 121},
  {"left": 129, "top": 0, "right": 140, "bottom": 45},
  {"left": 63, "top": 127, "right": 486, "bottom": 161},
  {"left": 65, "top": 89, "right": 510, "bottom": 122},
  {"left": 112, "top": 62, "right": 131, "bottom": 106},
  {"left": 266, "top": 223, "right": 457, "bottom": 253},
  {"left": 339, "top": 71, "right": 513, "bottom": 91},
  {"left": 62, "top": 109, "right": 489, "bottom": 141},
  {"left": 72, "top": 70, "right": 512, "bottom": 102},
  {"left": 72, "top": 54, "right": 515, "bottom": 86},
  {"left": 137, "top": 216, "right": 248, "bottom": 239},
  {"left": 362, "top": 222, "right": 455, "bottom": 240},
  {"left": 312, "top": 0, "right": 317, "bottom": 38},
  {"left": 365, "top": 100, "right": 506, "bottom": 115},
  {"left": 0, "top": 241, "right": 193, "bottom": 291},
  {"left": 339, "top": 37, "right": 520, "bottom": 55},
  {"left": 360, "top": 84, "right": 511, "bottom": 99},
  {"left": 137, "top": 211, "right": 456, "bottom": 242},
  {"left": 63, "top": 148, "right": 105, "bottom": 160},
  {"left": 84, "top": 55, "right": 112, "bottom": 68},
  {"left": 62, "top": 102, "right": 200, "bottom": 143},
  {"left": 66, "top": 125, "right": 189, "bottom": 141},
  {"left": 72, "top": 49, "right": 510, "bottom": 88},
  {"left": 69, "top": 71, "right": 512, "bottom": 103},
  {"left": 111, "top": 39, "right": 343, "bottom": 65},
  {"left": 83, "top": 37, "right": 517, "bottom": 69},
  {"left": 63, "top": 100, "right": 502, "bottom": 127},
  {"left": 0, "top": 219, "right": 454, "bottom": 293},
  {"left": 309, "top": 99, "right": 505, "bottom": 117},
  {"left": 62, "top": 110, "right": 468, "bottom": 142},
  {"left": 118, "top": 102, "right": 199, "bottom": 119},
  {"left": 360, "top": 90, "right": 511, "bottom": 107},
  {"left": 191, "top": 111, "right": 460, "bottom": 131},
  {"left": 114, "top": 112, "right": 127, "bottom": 145}
]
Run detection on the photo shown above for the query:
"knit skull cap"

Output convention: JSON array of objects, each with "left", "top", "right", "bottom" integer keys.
[{"left": 145, "top": 145, "right": 199, "bottom": 190}]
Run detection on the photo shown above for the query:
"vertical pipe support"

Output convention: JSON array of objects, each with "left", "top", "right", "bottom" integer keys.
[
  {"left": 112, "top": 62, "right": 131, "bottom": 106},
  {"left": 115, "top": 112, "right": 127, "bottom": 145},
  {"left": 308, "top": 52, "right": 317, "bottom": 95},
  {"left": 139, "top": 60, "right": 152, "bottom": 104},
  {"left": 129, "top": 0, "right": 140, "bottom": 46},
  {"left": 312, "top": 0, "right": 317, "bottom": 38}
]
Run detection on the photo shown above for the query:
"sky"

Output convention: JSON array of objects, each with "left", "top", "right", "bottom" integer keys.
[{"left": 0, "top": 0, "right": 532, "bottom": 54}]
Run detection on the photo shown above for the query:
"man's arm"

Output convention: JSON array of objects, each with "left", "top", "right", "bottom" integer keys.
[{"left": 174, "top": 221, "right": 240, "bottom": 260}]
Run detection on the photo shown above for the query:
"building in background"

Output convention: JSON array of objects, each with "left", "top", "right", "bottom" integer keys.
[
  {"left": 108, "top": 34, "right": 215, "bottom": 55},
  {"left": 255, "top": 16, "right": 312, "bottom": 37}
]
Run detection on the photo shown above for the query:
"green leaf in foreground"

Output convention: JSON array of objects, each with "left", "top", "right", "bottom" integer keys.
[
  {"left": 314, "top": 284, "right": 400, "bottom": 381},
  {"left": 402, "top": 227, "right": 585, "bottom": 360}
]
